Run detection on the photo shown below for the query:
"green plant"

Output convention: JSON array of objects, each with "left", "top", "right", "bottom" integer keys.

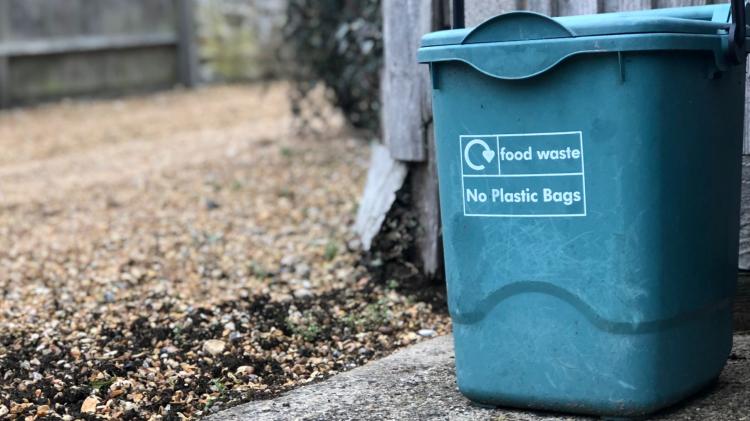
[
  {"left": 287, "top": 314, "right": 323, "bottom": 342},
  {"left": 211, "top": 378, "right": 227, "bottom": 394},
  {"left": 299, "top": 323, "right": 322, "bottom": 341},
  {"left": 324, "top": 241, "right": 338, "bottom": 261},
  {"left": 282, "top": 0, "right": 382, "bottom": 135},
  {"left": 248, "top": 261, "right": 267, "bottom": 278},
  {"left": 342, "top": 298, "right": 391, "bottom": 331},
  {"left": 277, "top": 187, "right": 295, "bottom": 199},
  {"left": 280, "top": 146, "right": 294, "bottom": 158},
  {"left": 172, "top": 326, "right": 184, "bottom": 344},
  {"left": 90, "top": 378, "right": 114, "bottom": 392}
]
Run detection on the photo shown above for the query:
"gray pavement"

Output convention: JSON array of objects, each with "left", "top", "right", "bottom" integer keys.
[{"left": 210, "top": 334, "right": 750, "bottom": 421}]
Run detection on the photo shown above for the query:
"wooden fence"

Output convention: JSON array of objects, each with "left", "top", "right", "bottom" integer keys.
[
  {"left": 367, "top": 0, "right": 750, "bottom": 282},
  {"left": 0, "top": 0, "right": 198, "bottom": 108}
]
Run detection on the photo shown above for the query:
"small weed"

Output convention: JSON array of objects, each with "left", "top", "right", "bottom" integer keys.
[
  {"left": 250, "top": 261, "right": 267, "bottom": 278},
  {"left": 299, "top": 323, "right": 321, "bottom": 341},
  {"left": 173, "top": 326, "right": 183, "bottom": 344},
  {"left": 362, "top": 299, "right": 390, "bottom": 328},
  {"left": 90, "top": 378, "right": 114, "bottom": 392},
  {"left": 341, "top": 314, "right": 357, "bottom": 330},
  {"left": 287, "top": 311, "right": 324, "bottom": 342},
  {"left": 231, "top": 180, "right": 243, "bottom": 191},
  {"left": 341, "top": 299, "right": 391, "bottom": 331},
  {"left": 280, "top": 147, "right": 293, "bottom": 158},
  {"left": 386, "top": 279, "right": 399, "bottom": 290},
  {"left": 278, "top": 188, "right": 294, "bottom": 199},
  {"left": 206, "top": 233, "right": 223, "bottom": 244},
  {"left": 323, "top": 241, "right": 338, "bottom": 261},
  {"left": 211, "top": 378, "right": 227, "bottom": 395}
]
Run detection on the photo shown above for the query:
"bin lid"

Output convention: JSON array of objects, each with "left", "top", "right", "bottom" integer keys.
[{"left": 418, "top": 4, "right": 746, "bottom": 79}]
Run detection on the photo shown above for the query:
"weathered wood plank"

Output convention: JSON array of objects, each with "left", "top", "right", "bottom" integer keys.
[
  {"left": 0, "top": 0, "right": 181, "bottom": 106},
  {"left": 0, "top": 33, "right": 177, "bottom": 57},
  {"left": 175, "top": 0, "right": 199, "bottom": 87},
  {"left": 6, "top": 0, "right": 175, "bottom": 40},
  {"left": 602, "top": 0, "right": 653, "bottom": 12},
  {"left": 354, "top": 143, "right": 409, "bottom": 250},
  {"left": 654, "top": 0, "right": 709, "bottom": 7},
  {"left": 382, "top": 0, "right": 433, "bottom": 162},
  {"left": 557, "top": 0, "right": 600, "bottom": 16},
  {"left": 521, "top": 0, "right": 557, "bottom": 15},
  {"left": 465, "top": 0, "right": 520, "bottom": 26},
  {"left": 415, "top": 1, "right": 446, "bottom": 278},
  {"left": 420, "top": 0, "right": 441, "bottom": 126},
  {"left": 410, "top": 123, "right": 443, "bottom": 278},
  {"left": 380, "top": 0, "right": 444, "bottom": 276},
  {"left": 8, "top": 48, "right": 177, "bottom": 105}
]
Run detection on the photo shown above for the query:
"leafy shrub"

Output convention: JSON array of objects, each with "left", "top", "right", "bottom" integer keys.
[{"left": 282, "top": 0, "right": 383, "bottom": 135}]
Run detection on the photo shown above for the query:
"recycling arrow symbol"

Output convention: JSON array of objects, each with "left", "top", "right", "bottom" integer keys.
[{"left": 464, "top": 138, "right": 495, "bottom": 171}]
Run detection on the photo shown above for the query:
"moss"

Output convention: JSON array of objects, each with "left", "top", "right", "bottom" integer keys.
[{"left": 196, "top": 1, "right": 281, "bottom": 82}]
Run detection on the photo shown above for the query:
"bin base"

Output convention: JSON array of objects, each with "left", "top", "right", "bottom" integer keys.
[{"left": 452, "top": 290, "right": 732, "bottom": 417}]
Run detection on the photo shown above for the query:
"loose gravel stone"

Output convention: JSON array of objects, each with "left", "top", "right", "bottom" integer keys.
[
  {"left": 0, "top": 84, "right": 451, "bottom": 420},
  {"left": 81, "top": 396, "right": 98, "bottom": 414},
  {"left": 293, "top": 288, "right": 314, "bottom": 299},
  {"left": 295, "top": 263, "right": 311, "bottom": 278},
  {"left": 236, "top": 366, "right": 255, "bottom": 375},
  {"left": 203, "top": 340, "right": 227, "bottom": 356},
  {"left": 418, "top": 329, "right": 437, "bottom": 338},
  {"left": 36, "top": 404, "right": 50, "bottom": 416}
]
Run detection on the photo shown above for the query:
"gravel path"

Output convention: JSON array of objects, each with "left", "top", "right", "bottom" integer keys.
[{"left": 0, "top": 84, "right": 450, "bottom": 420}]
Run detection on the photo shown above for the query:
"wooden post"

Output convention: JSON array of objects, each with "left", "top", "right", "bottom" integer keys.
[
  {"left": 357, "top": 0, "right": 445, "bottom": 277},
  {"left": 522, "top": 0, "right": 557, "bottom": 15},
  {"left": 465, "top": 1, "right": 521, "bottom": 26},
  {"left": 354, "top": 144, "right": 408, "bottom": 250},
  {"left": 602, "top": 0, "right": 653, "bottom": 12},
  {"left": 175, "top": 0, "right": 199, "bottom": 87},
  {"left": 364, "top": 0, "right": 445, "bottom": 279},
  {"left": 0, "top": 0, "right": 10, "bottom": 108},
  {"left": 381, "top": 0, "right": 434, "bottom": 162},
  {"left": 557, "top": 0, "right": 600, "bottom": 16}
]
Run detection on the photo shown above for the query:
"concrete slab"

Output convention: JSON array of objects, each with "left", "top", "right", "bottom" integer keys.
[{"left": 210, "top": 334, "right": 750, "bottom": 421}]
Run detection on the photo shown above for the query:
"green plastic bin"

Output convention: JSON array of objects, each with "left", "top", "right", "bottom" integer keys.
[{"left": 418, "top": 3, "right": 747, "bottom": 417}]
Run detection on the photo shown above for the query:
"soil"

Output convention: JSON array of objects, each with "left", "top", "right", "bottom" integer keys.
[{"left": 0, "top": 83, "right": 450, "bottom": 420}]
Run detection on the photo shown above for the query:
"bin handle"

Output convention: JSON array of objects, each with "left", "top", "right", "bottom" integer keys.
[
  {"left": 728, "top": 0, "right": 747, "bottom": 63},
  {"left": 452, "top": 0, "right": 747, "bottom": 61}
]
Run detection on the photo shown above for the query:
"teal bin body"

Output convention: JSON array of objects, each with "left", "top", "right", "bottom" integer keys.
[{"left": 418, "top": 4, "right": 747, "bottom": 417}]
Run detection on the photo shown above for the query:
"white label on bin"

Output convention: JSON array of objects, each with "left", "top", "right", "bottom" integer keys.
[{"left": 460, "top": 131, "right": 587, "bottom": 217}]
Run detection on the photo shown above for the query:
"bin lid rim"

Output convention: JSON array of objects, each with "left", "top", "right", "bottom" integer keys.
[{"left": 420, "top": 4, "right": 731, "bottom": 47}]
